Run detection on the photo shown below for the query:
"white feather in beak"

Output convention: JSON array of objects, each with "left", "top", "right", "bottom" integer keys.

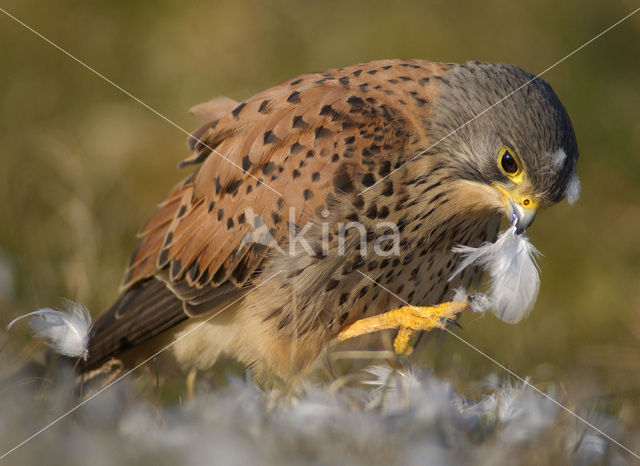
[
  {"left": 450, "top": 225, "right": 540, "bottom": 324},
  {"left": 7, "top": 300, "right": 92, "bottom": 359}
]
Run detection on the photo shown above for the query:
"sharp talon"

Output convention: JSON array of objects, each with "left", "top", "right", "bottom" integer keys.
[{"left": 446, "top": 318, "right": 463, "bottom": 329}]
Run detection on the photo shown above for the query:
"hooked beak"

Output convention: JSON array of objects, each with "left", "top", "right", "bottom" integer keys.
[
  {"left": 507, "top": 200, "right": 537, "bottom": 234},
  {"left": 494, "top": 184, "right": 539, "bottom": 235}
]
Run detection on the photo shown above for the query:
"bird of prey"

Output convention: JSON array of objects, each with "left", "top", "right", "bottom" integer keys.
[{"left": 83, "top": 59, "right": 579, "bottom": 380}]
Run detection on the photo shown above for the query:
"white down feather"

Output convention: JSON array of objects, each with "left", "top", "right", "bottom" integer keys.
[
  {"left": 7, "top": 300, "right": 92, "bottom": 359},
  {"left": 450, "top": 225, "right": 540, "bottom": 324}
]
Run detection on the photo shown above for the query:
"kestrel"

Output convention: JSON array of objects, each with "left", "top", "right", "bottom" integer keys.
[{"left": 82, "top": 59, "right": 578, "bottom": 380}]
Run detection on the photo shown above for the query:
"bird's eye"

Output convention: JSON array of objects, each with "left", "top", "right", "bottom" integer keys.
[{"left": 499, "top": 149, "right": 520, "bottom": 175}]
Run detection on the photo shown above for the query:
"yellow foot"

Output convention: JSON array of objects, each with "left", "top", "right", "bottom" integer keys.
[
  {"left": 186, "top": 367, "right": 197, "bottom": 399},
  {"left": 337, "top": 300, "right": 469, "bottom": 355}
]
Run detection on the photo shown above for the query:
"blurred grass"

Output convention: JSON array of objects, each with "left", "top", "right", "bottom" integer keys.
[{"left": 0, "top": 0, "right": 639, "bottom": 433}]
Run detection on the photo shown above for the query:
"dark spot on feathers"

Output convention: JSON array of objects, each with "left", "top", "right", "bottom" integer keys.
[
  {"left": 412, "top": 96, "right": 428, "bottom": 106},
  {"left": 271, "top": 211, "right": 281, "bottom": 224},
  {"left": 306, "top": 150, "right": 315, "bottom": 158},
  {"left": 237, "top": 213, "right": 245, "bottom": 224},
  {"left": 293, "top": 169, "right": 301, "bottom": 179},
  {"left": 226, "top": 217, "right": 234, "bottom": 230},
  {"left": 378, "top": 161, "right": 391, "bottom": 177},
  {"left": 333, "top": 167, "right": 354, "bottom": 193},
  {"left": 315, "top": 126, "right": 331, "bottom": 140},
  {"left": 368, "top": 144, "right": 381, "bottom": 154},
  {"left": 319, "top": 105, "right": 335, "bottom": 116},
  {"left": 382, "top": 65, "right": 392, "bottom": 70},
  {"left": 352, "top": 196, "right": 364, "bottom": 209},
  {"left": 367, "top": 69, "right": 377, "bottom": 75},
  {"left": 217, "top": 209, "right": 224, "bottom": 221},
  {"left": 352, "top": 69, "right": 362, "bottom": 77},
  {"left": 171, "top": 259, "right": 182, "bottom": 279},
  {"left": 258, "top": 99, "right": 270, "bottom": 113},
  {"left": 177, "top": 205, "right": 186, "bottom": 218},
  {"left": 263, "top": 130, "right": 278, "bottom": 144},
  {"left": 362, "top": 173, "right": 375, "bottom": 187},
  {"left": 311, "top": 172, "right": 320, "bottom": 182},
  {"left": 159, "top": 248, "right": 169, "bottom": 267},
  {"left": 378, "top": 205, "right": 389, "bottom": 218},
  {"left": 292, "top": 115, "right": 308, "bottom": 129},
  {"left": 208, "top": 201, "right": 215, "bottom": 213},
  {"left": 164, "top": 232, "right": 173, "bottom": 247},
  {"left": 344, "top": 135, "right": 355, "bottom": 144},
  {"left": 290, "top": 142, "right": 304, "bottom": 154},
  {"left": 215, "top": 177, "right": 222, "bottom": 194},
  {"left": 366, "top": 204, "right": 377, "bottom": 219},
  {"left": 291, "top": 78, "right": 303, "bottom": 85},
  {"left": 339, "top": 76, "right": 349, "bottom": 86},
  {"left": 225, "top": 178, "right": 242, "bottom": 195},
  {"left": 287, "top": 91, "right": 301, "bottom": 103},
  {"left": 341, "top": 120, "right": 357, "bottom": 131},
  {"left": 231, "top": 102, "right": 246, "bottom": 118},
  {"left": 303, "top": 189, "right": 313, "bottom": 200},
  {"left": 261, "top": 162, "right": 276, "bottom": 175},
  {"left": 381, "top": 181, "right": 394, "bottom": 196},
  {"left": 331, "top": 153, "right": 339, "bottom": 162},
  {"left": 399, "top": 76, "right": 411, "bottom": 81},
  {"left": 242, "top": 154, "right": 252, "bottom": 171},
  {"left": 347, "top": 95, "right": 365, "bottom": 112},
  {"left": 325, "top": 279, "right": 339, "bottom": 291},
  {"left": 339, "top": 293, "right": 349, "bottom": 305}
]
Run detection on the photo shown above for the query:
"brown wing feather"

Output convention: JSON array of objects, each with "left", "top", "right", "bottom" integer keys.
[
  {"left": 90, "top": 59, "right": 449, "bottom": 367},
  {"left": 86, "top": 278, "right": 185, "bottom": 369}
]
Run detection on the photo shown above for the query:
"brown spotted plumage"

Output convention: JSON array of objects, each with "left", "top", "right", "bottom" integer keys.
[{"left": 86, "top": 59, "right": 578, "bottom": 378}]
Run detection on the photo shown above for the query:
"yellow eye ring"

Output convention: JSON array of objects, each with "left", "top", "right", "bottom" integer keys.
[{"left": 497, "top": 147, "right": 522, "bottom": 178}]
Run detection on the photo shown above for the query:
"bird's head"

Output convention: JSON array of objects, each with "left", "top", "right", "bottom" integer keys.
[{"left": 429, "top": 61, "right": 580, "bottom": 234}]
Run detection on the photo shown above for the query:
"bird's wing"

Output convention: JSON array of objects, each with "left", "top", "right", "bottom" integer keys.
[{"left": 86, "top": 59, "right": 448, "bottom": 369}]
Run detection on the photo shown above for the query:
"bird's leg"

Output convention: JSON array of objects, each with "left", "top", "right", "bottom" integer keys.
[
  {"left": 337, "top": 300, "right": 469, "bottom": 355},
  {"left": 186, "top": 367, "right": 198, "bottom": 399}
]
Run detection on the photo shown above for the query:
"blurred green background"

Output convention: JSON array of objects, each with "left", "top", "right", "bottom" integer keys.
[{"left": 0, "top": 0, "right": 639, "bottom": 424}]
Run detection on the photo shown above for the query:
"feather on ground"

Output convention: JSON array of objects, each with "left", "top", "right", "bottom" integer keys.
[{"left": 7, "top": 300, "right": 92, "bottom": 359}]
